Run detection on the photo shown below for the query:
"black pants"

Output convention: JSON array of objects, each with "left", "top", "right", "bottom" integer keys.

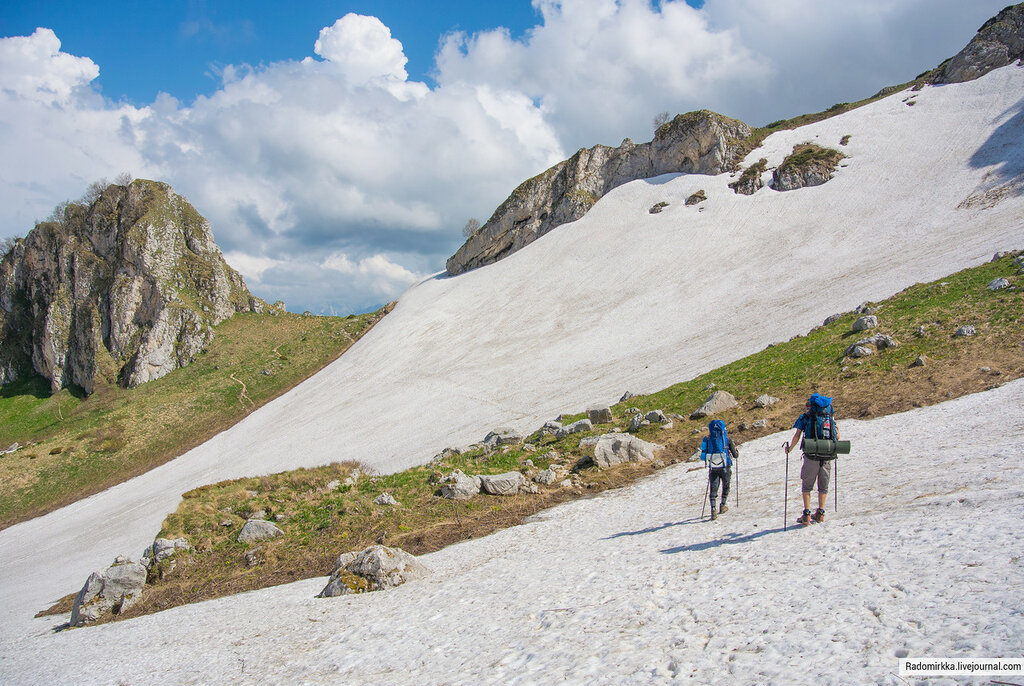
[{"left": 709, "top": 467, "right": 731, "bottom": 506}]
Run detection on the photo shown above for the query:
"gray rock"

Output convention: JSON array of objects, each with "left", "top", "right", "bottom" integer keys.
[
  {"left": 374, "top": 493, "right": 398, "bottom": 506},
  {"left": 729, "top": 159, "right": 766, "bottom": 195},
  {"left": 237, "top": 519, "right": 284, "bottom": 544},
  {"left": 648, "top": 201, "right": 669, "bottom": 214},
  {"left": 845, "top": 344, "right": 871, "bottom": 358},
  {"left": 930, "top": 5, "right": 1024, "bottom": 84},
  {"left": 955, "top": 325, "right": 977, "bottom": 337},
  {"left": 555, "top": 418, "right": 593, "bottom": 439},
  {"left": 855, "top": 303, "right": 878, "bottom": 315},
  {"left": 319, "top": 545, "right": 430, "bottom": 598},
  {"left": 988, "top": 277, "right": 1011, "bottom": 291},
  {"left": 478, "top": 471, "right": 528, "bottom": 496},
  {"left": 703, "top": 383, "right": 716, "bottom": 391},
  {"left": 0, "top": 180, "right": 259, "bottom": 393},
  {"left": 628, "top": 413, "right": 646, "bottom": 433},
  {"left": 70, "top": 560, "right": 148, "bottom": 626},
  {"left": 771, "top": 144, "right": 842, "bottom": 192},
  {"left": 593, "top": 433, "right": 665, "bottom": 467},
  {"left": 587, "top": 406, "right": 614, "bottom": 424},
  {"left": 690, "top": 391, "right": 739, "bottom": 419},
  {"left": 751, "top": 419, "right": 768, "bottom": 429},
  {"left": 911, "top": 355, "right": 928, "bottom": 368},
  {"left": 645, "top": 409, "right": 669, "bottom": 424},
  {"left": 685, "top": 190, "right": 707, "bottom": 206},
  {"left": 753, "top": 394, "right": 779, "bottom": 408},
  {"left": 438, "top": 470, "right": 481, "bottom": 500},
  {"left": 578, "top": 436, "right": 602, "bottom": 450},
  {"left": 823, "top": 313, "right": 844, "bottom": 326},
  {"left": 534, "top": 468, "right": 559, "bottom": 485},
  {"left": 619, "top": 391, "right": 635, "bottom": 402},
  {"left": 852, "top": 315, "right": 878, "bottom": 332},
  {"left": 144, "top": 537, "right": 191, "bottom": 564},
  {"left": 324, "top": 480, "right": 341, "bottom": 492},
  {"left": 484, "top": 427, "right": 525, "bottom": 447},
  {"left": 446, "top": 111, "right": 752, "bottom": 275}
]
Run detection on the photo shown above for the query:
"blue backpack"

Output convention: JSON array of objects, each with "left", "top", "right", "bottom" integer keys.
[
  {"left": 805, "top": 393, "right": 838, "bottom": 441},
  {"left": 702, "top": 420, "right": 730, "bottom": 469}
]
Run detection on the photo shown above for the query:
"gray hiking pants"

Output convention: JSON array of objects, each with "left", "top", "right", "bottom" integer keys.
[
  {"left": 800, "top": 456, "right": 833, "bottom": 494},
  {"left": 709, "top": 467, "right": 731, "bottom": 505}
]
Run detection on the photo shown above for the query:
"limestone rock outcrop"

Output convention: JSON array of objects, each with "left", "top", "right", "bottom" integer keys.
[
  {"left": 771, "top": 144, "right": 844, "bottom": 193},
  {"left": 930, "top": 4, "right": 1024, "bottom": 84},
  {"left": 446, "top": 110, "right": 752, "bottom": 275},
  {"left": 0, "top": 179, "right": 260, "bottom": 393}
]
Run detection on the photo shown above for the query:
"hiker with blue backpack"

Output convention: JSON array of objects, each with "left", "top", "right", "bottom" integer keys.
[
  {"left": 786, "top": 393, "right": 842, "bottom": 525},
  {"left": 700, "top": 419, "right": 739, "bottom": 520}
]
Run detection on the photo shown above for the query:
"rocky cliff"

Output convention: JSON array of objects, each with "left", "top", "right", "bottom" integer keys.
[
  {"left": 0, "top": 180, "right": 262, "bottom": 393},
  {"left": 445, "top": 110, "right": 751, "bottom": 275},
  {"left": 930, "top": 3, "right": 1024, "bottom": 84}
]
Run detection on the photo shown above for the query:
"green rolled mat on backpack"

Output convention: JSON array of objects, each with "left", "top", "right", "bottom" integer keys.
[{"left": 801, "top": 438, "right": 852, "bottom": 456}]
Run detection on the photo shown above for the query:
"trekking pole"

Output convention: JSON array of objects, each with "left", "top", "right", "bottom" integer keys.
[
  {"left": 701, "top": 464, "right": 710, "bottom": 520},
  {"left": 735, "top": 457, "right": 739, "bottom": 507},
  {"left": 783, "top": 442, "right": 790, "bottom": 531},
  {"left": 834, "top": 458, "right": 838, "bottom": 513}
]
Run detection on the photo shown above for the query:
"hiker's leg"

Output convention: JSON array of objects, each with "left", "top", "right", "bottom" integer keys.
[
  {"left": 800, "top": 458, "right": 816, "bottom": 509},
  {"left": 720, "top": 467, "right": 732, "bottom": 501},
  {"left": 709, "top": 470, "right": 722, "bottom": 507},
  {"left": 816, "top": 460, "right": 833, "bottom": 509}
]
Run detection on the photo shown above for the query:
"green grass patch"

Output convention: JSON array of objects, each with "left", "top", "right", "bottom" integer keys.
[{"left": 0, "top": 306, "right": 389, "bottom": 529}]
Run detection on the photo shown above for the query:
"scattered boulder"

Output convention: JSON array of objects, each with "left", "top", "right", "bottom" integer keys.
[
  {"left": 483, "top": 428, "right": 524, "bottom": 447},
  {"left": 587, "top": 406, "right": 614, "bottom": 424},
  {"left": 729, "top": 158, "right": 766, "bottom": 195},
  {"left": 578, "top": 436, "right": 602, "bottom": 450},
  {"left": 649, "top": 201, "right": 669, "bottom": 214},
  {"left": 645, "top": 409, "right": 669, "bottom": 424},
  {"left": 555, "top": 419, "right": 593, "bottom": 439},
  {"left": 855, "top": 303, "right": 878, "bottom": 315},
  {"left": 753, "top": 394, "right": 779, "bottom": 408},
  {"left": 438, "top": 470, "right": 481, "bottom": 500},
  {"left": 771, "top": 144, "right": 843, "bottom": 192},
  {"left": 593, "top": 433, "right": 665, "bottom": 467},
  {"left": 619, "top": 391, "right": 635, "bottom": 402},
  {"left": 374, "top": 493, "right": 398, "bottom": 506},
  {"left": 430, "top": 447, "right": 461, "bottom": 463},
  {"left": 318, "top": 545, "right": 429, "bottom": 598},
  {"left": 823, "top": 313, "right": 844, "bottom": 326},
  {"left": 534, "top": 468, "right": 559, "bottom": 485},
  {"left": 911, "top": 355, "right": 928, "bottom": 368},
  {"left": 955, "top": 325, "right": 977, "bottom": 337},
  {"left": 70, "top": 559, "right": 148, "bottom": 626},
  {"left": 237, "top": 519, "right": 284, "bottom": 544},
  {"left": 852, "top": 315, "right": 878, "bottom": 332},
  {"left": 751, "top": 419, "right": 768, "bottom": 429},
  {"left": 690, "top": 391, "right": 739, "bottom": 419},
  {"left": 685, "top": 190, "right": 707, "bottom": 206},
  {"left": 478, "top": 471, "right": 528, "bottom": 496},
  {"left": 988, "top": 277, "right": 1011, "bottom": 291},
  {"left": 628, "top": 413, "right": 647, "bottom": 433},
  {"left": 142, "top": 537, "right": 190, "bottom": 565}
]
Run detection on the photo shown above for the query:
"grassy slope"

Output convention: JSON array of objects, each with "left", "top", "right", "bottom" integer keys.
[
  {"left": 0, "top": 307, "right": 388, "bottom": 530},
  {"left": 54, "top": 254, "right": 1021, "bottom": 624}
]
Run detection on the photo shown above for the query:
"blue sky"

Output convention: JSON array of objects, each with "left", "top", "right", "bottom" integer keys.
[{"left": 0, "top": 0, "right": 1008, "bottom": 314}]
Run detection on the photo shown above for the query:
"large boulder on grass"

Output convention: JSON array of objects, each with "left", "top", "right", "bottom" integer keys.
[
  {"left": 555, "top": 418, "right": 593, "bottom": 439},
  {"left": 593, "top": 433, "right": 664, "bottom": 467},
  {"left": 587, "top": 406, "right": 614, "bottom": 424},
  {"left": 439, "top": 470, "right": 481, "bottom": 499},
  {"left": 479, "top": 471, "right": 528, "bottom": 496},
  {"left": 318, "top": 545, "right": 429, "bottom": 598},
  {"left": 70, "top": 559, "right": 147, "bottom": 626},
  {"left": 689, "top": 391, "right": 739, "bottom": 419},
  {"left": 237, "top": 519, "right": 284, "bottom": 544}
]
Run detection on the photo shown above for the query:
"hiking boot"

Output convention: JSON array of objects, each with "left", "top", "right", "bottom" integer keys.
[
  {"left": 719, "top": 503, "right": 729, "bottom": 514},
  {"left": 797, "top": 509, "right": 811, "bottom": 526},
  {"left": 811, "top": 508, "right": 826, "bottom": 524},
  {"left": 709, "top": 504, "right": 717, "bottom": 520}
]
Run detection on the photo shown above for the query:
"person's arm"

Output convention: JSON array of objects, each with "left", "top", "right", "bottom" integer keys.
[
  {"left": 787, "top": 429, "right": 803, "bottom": 454},
  {"left": 728, "top": 437, "right": 739, "bottom": 460}
]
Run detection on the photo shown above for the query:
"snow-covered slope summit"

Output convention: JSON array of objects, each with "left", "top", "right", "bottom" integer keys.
[
  {"left": 0, "top": 64, "right": 1022, "bottom": 645},
  {"left": 4, "top": 376, "right": 1022, "bottom": 685}
]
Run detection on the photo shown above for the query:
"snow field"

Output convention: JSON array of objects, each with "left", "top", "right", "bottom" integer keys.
[{"left": 4, "top": 378, "right": 1022, "bottom": 685}]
